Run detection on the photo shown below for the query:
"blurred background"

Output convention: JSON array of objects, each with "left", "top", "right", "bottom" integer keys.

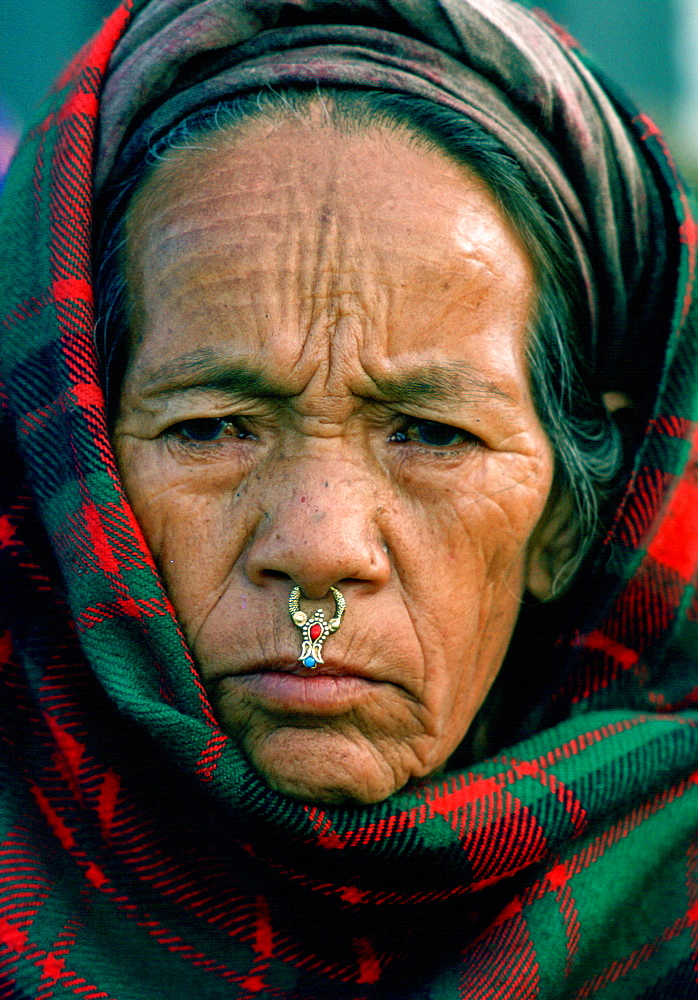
[{"left": 1, "top": 0, "right": 697, "bottom": 182}]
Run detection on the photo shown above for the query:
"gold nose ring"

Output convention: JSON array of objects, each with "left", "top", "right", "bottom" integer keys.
[{"left": 288, "top": 586, "right": 346, "bottom": 669}]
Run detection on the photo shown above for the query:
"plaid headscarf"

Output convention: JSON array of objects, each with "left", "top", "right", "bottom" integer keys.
[{"left": 1, "top": 1, "right": 698, "bottom": 996}]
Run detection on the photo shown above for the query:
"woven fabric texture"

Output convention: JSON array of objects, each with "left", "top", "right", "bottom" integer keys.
[{"left": 1, "top": 1, "right": 698, "bottom": 996}]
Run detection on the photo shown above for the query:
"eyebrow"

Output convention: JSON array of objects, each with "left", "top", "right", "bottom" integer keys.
[
  {"left": 138, "top": 351, "right": 514, "bottom": 405},
  {"left": 140, "top": 352, "right": 296, "bottom": 399},
  {"left": 368, "top": 363, "right": 514, "bottom": 405}
]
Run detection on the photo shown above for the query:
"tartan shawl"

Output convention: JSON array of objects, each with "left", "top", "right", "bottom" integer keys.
[{"left": 1, "top": 1, "right": 698, "bottom": 997}]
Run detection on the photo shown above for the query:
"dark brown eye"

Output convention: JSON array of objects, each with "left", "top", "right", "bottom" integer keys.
[
  {"left": 170, "top": 418, "right": 252, "bottom": 442},
  {"left": 392, "top": 419, "right": 475, "bottom": 448}
]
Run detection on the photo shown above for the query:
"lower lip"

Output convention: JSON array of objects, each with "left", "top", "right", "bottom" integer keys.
[{"left": 217, "top": 671, "right": 378, "bottom": 714}]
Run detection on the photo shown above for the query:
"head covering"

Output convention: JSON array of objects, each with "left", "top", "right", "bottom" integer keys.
[
  {"left": 1, "top": 1, "right": 698, "bottom": 997},
  {"left": 94, "top": 0, "right": 674, "bottom": 395}
]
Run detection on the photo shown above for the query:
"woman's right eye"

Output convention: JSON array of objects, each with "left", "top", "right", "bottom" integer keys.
[{"left": 168, "top": 417, "right": 252, "bottom": 443}]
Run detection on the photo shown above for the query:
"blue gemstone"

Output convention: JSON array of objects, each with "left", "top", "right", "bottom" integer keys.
[{"left": 303, "top": 657, "right": 317, "bottom": 669}]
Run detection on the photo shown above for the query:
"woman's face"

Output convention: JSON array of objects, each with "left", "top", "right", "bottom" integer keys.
[{"left": 113, "top": 115, "right": 558, "bottom": 804}]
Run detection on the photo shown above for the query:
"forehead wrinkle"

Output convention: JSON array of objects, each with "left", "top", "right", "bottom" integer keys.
[{"left": 294, "top": 194, "right": 377, "bottom": 354}]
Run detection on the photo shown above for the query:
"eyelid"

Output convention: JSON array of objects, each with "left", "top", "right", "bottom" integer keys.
[
  {"left": 391, "top": 416, "right": 481, "bottom": 449},
  {"left": 165, "top": 414, "right": 254, "bottom": 443},
  {"left": 152, "top": 393, "right": 278, "bottom": 425}
]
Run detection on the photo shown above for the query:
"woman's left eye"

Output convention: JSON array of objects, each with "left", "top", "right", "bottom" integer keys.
[{"left": 391, "top": 419, "right": 477, "bottom": 448}]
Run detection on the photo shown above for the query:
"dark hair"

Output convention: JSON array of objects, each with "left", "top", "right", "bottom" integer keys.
[{"left": 94, "top": 86, "right": 622, "bottom": 592}]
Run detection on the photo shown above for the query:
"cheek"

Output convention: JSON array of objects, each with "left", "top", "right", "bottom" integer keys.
[
  {"left": 114, "top": 438, "right": 254, "bottom": 635},
  {"left": 400, "top": 458, "right": 552, "bottom": 720},
  {"left": 400, "top": 450, "right": 551, "bottom": 597}
]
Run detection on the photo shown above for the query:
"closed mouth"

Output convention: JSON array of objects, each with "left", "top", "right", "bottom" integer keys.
[
  {"left": 207, "top": 657, "right": 385, "bottom": 715},
  {"left": 231, "top": 657, "right": 373, "bottom": 680}
]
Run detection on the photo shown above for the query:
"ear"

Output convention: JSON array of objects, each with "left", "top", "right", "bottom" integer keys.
[{"left": 525, "top": 486, "right": 578, "bottom": 602}]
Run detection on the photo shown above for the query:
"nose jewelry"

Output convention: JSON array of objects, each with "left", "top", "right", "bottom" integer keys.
[{"left": 288, "top": 585, "right": 346, "bottom": 669}]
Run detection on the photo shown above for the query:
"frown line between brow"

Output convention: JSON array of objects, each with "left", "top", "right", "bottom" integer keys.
[{"left": 138, "top": 350, "right": 515, "bottom": 406}]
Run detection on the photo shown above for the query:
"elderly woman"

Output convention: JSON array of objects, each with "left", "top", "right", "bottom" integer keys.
[{"left": 1, "top": 0, "right": 698, "bottom": 996}]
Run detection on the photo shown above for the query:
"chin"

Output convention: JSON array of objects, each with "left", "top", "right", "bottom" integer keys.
[{"left": 242, "top": 727, "right": 406, "bottom": 805}]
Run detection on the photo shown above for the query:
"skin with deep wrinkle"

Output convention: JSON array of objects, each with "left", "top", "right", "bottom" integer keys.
[{"left": 113, "top": 113, "right": 569, "bottom": 804}]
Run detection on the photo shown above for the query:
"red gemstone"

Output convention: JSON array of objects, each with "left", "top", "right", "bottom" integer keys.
[{"left": 309, "top": 623, "right": 323, "bottom": 640}]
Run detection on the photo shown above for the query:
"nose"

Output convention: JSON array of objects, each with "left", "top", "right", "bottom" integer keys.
[{"left": 243, "top": 457, "right": 391, "bottom": 599}]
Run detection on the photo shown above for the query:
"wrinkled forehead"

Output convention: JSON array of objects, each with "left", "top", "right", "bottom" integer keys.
[
  {"left": 96, "top": 1, "right": 672, "bottom": 407},
  {"left": 96, "top": 11, "right": 598, "bottom": 345},
  {"left": 121, "top": 117, "right": 536, "bottom": 398}
]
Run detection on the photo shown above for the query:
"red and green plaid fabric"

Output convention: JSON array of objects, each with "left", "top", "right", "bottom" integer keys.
[{"left": 2, "top": 2, "right": 698, "bottom": 997}]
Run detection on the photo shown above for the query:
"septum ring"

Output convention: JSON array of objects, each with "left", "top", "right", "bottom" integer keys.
[{"left": 288, "top": 586, "right": 346, "bottom": 669}]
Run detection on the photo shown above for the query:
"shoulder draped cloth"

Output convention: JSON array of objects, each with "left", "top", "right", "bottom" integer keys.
[{"left": 2, "top": 1, "right": 698, "bottom": 996}]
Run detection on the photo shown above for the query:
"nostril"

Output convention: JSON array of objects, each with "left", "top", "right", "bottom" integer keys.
[{"left": 260, "top": 569, "right": 292, "bottom": 584}]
